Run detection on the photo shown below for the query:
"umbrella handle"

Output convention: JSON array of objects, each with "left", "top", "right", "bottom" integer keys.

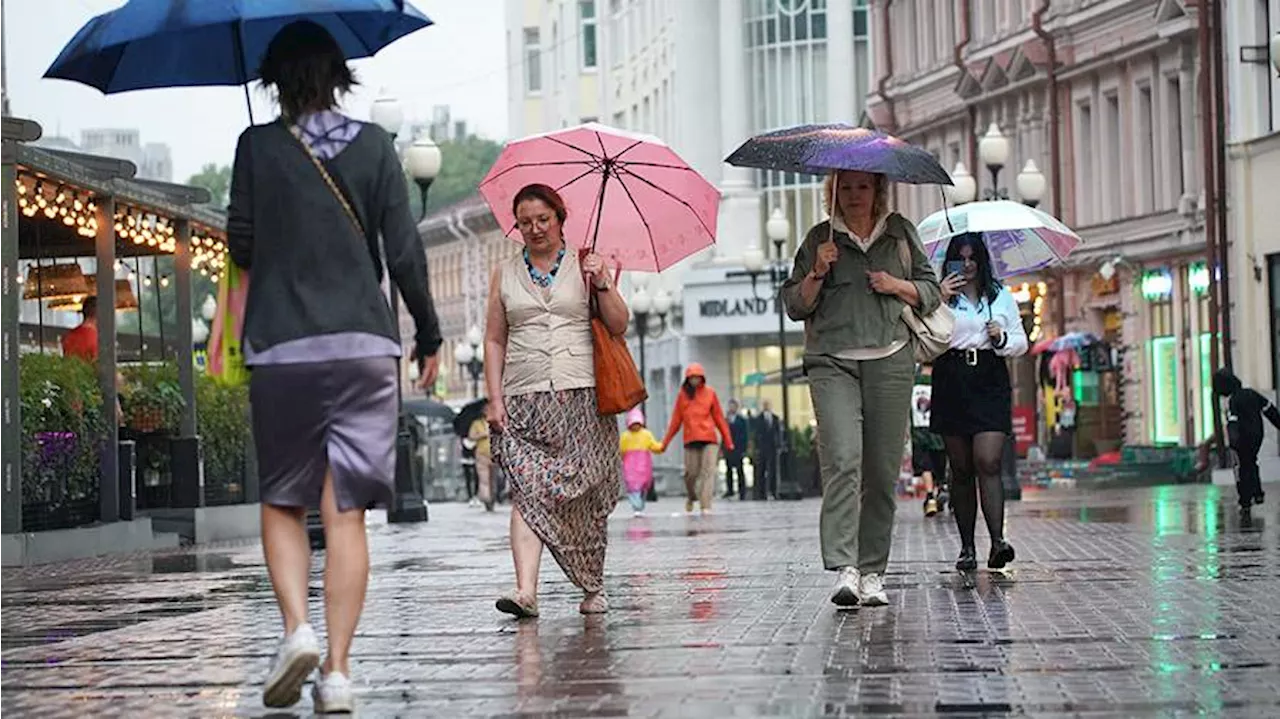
[{"left": 939, "top": 187, "right": 954, "bottom": 234}]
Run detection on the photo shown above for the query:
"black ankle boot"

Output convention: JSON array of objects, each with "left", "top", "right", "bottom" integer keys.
[
  {"left": 988, "top": 540, "right": 1015, "bottom": 569},
  {"left": 956, "top": 546, "right": 977, "bottom": 571}
]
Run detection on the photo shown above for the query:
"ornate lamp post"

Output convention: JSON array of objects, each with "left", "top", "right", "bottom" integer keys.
[
  {"left": 736, "top": 207, "right": 801, "bottom": 499},
  {"left": 977, "top": 122, "right": 1012, "bottom": 201},
  {"left": 629, "top": 285, "right": 671, "bottom": 413},
  {"left": 453, "top": 325, "right": 485, "bottom": 398},
  {"left": 405, "top": 136, "right": 442, "bottom": 220}
]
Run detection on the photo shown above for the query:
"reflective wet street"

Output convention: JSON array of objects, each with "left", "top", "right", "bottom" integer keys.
[{"left": 3, "top": 484, "right": 1279, "bottom": 717}]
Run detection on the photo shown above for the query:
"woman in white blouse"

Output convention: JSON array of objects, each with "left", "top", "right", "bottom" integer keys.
[{"left": 931, "top": 233, "right": 1028, "bottom": 572}]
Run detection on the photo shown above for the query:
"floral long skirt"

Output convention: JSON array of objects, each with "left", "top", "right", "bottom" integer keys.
[{"left": 493, "top": 388, "right": 620, "bottom": 593}]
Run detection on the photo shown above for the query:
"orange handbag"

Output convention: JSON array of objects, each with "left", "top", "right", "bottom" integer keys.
[{"left": 581, "top": 251, "right": 647, "bottom": 415}]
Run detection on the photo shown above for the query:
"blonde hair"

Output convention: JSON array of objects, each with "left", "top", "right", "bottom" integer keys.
[{"left": 822, "top": 170, "right": 890, "bottom": 225}]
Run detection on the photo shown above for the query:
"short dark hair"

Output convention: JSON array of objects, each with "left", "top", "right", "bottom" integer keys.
[
  {"left": 259, "top": 21, "right": 357, "bottom": 121},
  {"left": 80, "top": 295, "right": 98, "bottom": 318},
  {"left": 512, "top": 184, "right": 568, "bottom": 225}
]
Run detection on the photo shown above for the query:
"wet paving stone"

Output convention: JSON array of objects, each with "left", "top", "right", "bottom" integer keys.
[{"left": 3, "top": 483, "right": 1280, "bottom": 717}]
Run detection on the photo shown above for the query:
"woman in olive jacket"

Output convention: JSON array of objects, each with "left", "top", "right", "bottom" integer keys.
[{"left": 782, "top": 170, "right": 940, "bottom": 609}]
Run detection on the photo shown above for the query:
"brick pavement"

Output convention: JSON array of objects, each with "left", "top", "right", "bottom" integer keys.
[{"left": 3, "top": 483, "right": 1280, "bottom": 717}]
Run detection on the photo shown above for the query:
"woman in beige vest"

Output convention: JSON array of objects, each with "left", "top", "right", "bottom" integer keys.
[{"left": 485, "top": 183, "right": 629, "bottom": 617}]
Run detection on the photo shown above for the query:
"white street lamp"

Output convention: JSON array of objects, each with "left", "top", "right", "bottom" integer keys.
[
  {"left": 192, "top": 318, "right": 209, "bottom": 345},
  {"left": 370, "top": 92, "right": 405, "bottom": 139},
  {"left": 200, "top": 294, "right": 217, "bottom": 322},
  {"left": 404, "top": 134, "right": 443, "bottom": 220},
  {"left": 1015, "top": 159, "right": 1047, "bottom": 208},
  {"left": 742, "top": 246, "right": 766, "bottom": 274},
  {"left": 651, "top": 289, "right": 673, "bottom": 316},
  {"left": 630, "top": 286, "right": 652, "bottom": 316},
  {"left": 1271, "top": 32, "right": 1280, "bottom": 75},
  {"left": 454, "top": 342, "right": 474, "bottom": 366},
  {"left": 978, "top": 122, "right": 1011, "bottom": 171},
  {"left": 465, "top": 324, "right": 483, "bottom": 348},
  {"left": 945, "top": 162, "right": 978, "bottom": 205},
  {"left": 766, "top": 207, "right": 790, "bottom": 257}
]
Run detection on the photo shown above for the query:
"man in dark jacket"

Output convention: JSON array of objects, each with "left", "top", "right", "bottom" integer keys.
[
  {"left": 723, "top": 400, "right": 750, "bottom": 500},
  {"left": 753, "top": 400, "right": 782, "bottom": 500},
  {"left": 1203, "top": 369, "right": 1280, "bottom": 515}
]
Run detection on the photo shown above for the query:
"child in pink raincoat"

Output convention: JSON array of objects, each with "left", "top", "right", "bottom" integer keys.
[{"left": 620, "top": 408, "right": 664, "bottom": 517}]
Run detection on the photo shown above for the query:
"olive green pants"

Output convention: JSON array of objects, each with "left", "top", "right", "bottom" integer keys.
[{"left": 807, "top": 347, "right": 914, "bottom": 573}]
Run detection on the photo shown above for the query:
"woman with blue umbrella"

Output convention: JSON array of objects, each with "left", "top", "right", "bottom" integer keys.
[
  {"left": 49, "top": 3, "right": 438, "bottom": 713},
  {"left": 225, "top": 22, "right": 440, "bottom": 713}
]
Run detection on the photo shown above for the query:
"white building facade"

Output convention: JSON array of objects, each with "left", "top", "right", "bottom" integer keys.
[
  {"left": 1223, "top": 3, "right": 1280, "bottom": 474},
  {"left": 505, "top": 0, "right": 874, "bottom": 449}
]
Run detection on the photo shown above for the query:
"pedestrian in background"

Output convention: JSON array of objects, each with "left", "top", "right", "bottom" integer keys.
[
  {"left": 620, "top": 407, "right": 664, "bottom": 517},
  {"left": 752, "top": 399, "right": 782, "bottom": 500},
  {"left": 469, "top": 405, "right": 494, "bottom": 512},
  {"left": 781, "top": 169, "right": 940, "bottom": 609},
  {"left": 932, "top": 233, "right": 1027, "bottom": 573},
  {"left": 486, "top": 183, "right": 627, "bottom": 618},
  {"left": 723, "top": 399, "right": 750, "bottom": 500},
  {"left": 660, "top": 363, "right": 735, "bottom": 515},
  {"left": 227, "top": 20, "right": 441, "bottom": 713},
  {"left": 911, "top": 365, "right": 948, "bottom": 517},
  {"left": 1201, "top": 368, "right": 1280, "bottom": 518}
]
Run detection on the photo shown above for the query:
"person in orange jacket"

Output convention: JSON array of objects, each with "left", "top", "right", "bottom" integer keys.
[{"left": 661, "top": 363, "right": 734, "bottom": 515}]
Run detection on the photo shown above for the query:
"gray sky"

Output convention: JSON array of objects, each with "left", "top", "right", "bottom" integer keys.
[{"left": 4, "top": 0, "right": 511, "bottom": 182}]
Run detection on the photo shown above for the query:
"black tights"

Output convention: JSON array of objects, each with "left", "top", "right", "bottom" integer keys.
[{"left": 943, "top": 432, "right": 1007, "bottom": 549}]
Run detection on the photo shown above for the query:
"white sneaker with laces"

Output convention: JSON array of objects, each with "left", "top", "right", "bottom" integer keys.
[
  {"left": 312, "top": 671, "right": 355, "bottom": 714},
  {"left": 830, "top": 566, "right": 860, "bottom": 607},
  {"left": 262, "top": 623, "right": 320, "bottom": 708},
  {"left": 859, "top": 573, "right": 888, "bottom": 606}
]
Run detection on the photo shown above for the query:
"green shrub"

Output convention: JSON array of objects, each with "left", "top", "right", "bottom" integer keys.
[
  {"left": 196, "top": 372, "right": 250, "bottom": 496},
  {"left": 18, "top": 353, "right": 107, "bottom": 516}
]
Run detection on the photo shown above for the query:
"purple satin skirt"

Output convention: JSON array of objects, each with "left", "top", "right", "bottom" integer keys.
[{"left": 249, "top": 356, "right": 398, "bottom": 512}]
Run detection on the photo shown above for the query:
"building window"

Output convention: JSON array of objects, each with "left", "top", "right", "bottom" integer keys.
[
  {"left": 609, "top": 0, "right": 624, "bottom": 66},
  {"left": 523, "top": 27, "right": 542, "bottom": 94},
  {"left": 1164, "top": 75, "right": 1185, "bottom": 207},
  {"left": 1135, "top": 82, "right": 1156, "bottom": 215},
  {"left": 580, "top": 1, "right": 598, "bottom": 70},
  {"left": 1103, "top": 92, "right": 1121, "bottom": 220},
  {"left": 1075, "top": 100, "right": 1093, "bottom": 225}
]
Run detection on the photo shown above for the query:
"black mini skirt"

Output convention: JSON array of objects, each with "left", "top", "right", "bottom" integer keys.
[{"left": 929, "top": 348, "right": 1012, "bottom": 436}]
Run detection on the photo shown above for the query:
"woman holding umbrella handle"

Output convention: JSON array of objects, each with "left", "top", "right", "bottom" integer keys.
[
  {"left": 485, "top": 183, "right": 627, "bottom": 619},
  {"left": 931, "top": 233, "right": 1028, "bottom": 573},
  {"left": 782, "top": 170, "right": 941, "bottom": 610}
]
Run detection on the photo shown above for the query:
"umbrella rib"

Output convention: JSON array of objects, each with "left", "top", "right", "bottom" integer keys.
[
  {"left": 546, "top": 136, "right": 605, "bottom": 160},
  {"left": 610, "top": 173, "right": 661, "bottom": 273},
  {"left": 478, "top": 159, "right": 601, "bottom": 188},
  {"left": 614, "top": 166, "right": 716, "bottom": 239},
  {"left": 616, "top": 159, "right": 701, "bottom": 171},
  {"left": 610, "top": 139, "right": 646, "bottom": 162}
]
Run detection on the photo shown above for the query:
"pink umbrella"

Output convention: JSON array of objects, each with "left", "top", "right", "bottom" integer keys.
[{"left": 478, "top": 123, "right": 720, "bottom": 272}]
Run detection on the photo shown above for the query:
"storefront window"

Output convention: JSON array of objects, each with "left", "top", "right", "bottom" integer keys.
[{"left": 728, "top": 342, "right": 812, "bottom": 431}]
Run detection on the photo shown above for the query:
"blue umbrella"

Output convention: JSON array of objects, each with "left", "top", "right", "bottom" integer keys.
[{"left": 45, "top": 0, "right": 432, "bottom": 116}]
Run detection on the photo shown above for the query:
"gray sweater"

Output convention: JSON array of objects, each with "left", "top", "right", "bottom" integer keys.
[{"left": 227, "top": 120, "right": 441, "bottom": 359}]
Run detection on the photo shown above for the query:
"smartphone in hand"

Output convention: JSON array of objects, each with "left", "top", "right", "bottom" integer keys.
[{"left": 944, "top": 260, "right": 965, "bottom": 277}]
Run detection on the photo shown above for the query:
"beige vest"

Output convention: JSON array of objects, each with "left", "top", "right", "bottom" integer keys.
[{"left": 500, "top": 249, "right": 595, "bottom": 397}]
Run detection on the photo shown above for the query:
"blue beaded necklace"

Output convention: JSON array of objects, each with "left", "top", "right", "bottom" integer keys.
[{"left": 524, "top": 246, "right": 565, "bottom": 288}]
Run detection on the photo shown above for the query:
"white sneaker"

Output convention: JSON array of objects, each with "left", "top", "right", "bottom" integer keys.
[
  {"left": 830, "top": 567, "right": 860, "bottom": 607},
  {"left": 312, "top": 671, "right": 355, "bottom": 714},
  {"left": 859, "top": 573, "right": 888, "bottom": 606},
  {"left": 262, "top": 623, "right": 321, "bottom": 708}
]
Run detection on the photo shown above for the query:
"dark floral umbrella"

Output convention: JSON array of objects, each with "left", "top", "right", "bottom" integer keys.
[{"left": 725, "top": 124, "right": 953, "bottom": 185}]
